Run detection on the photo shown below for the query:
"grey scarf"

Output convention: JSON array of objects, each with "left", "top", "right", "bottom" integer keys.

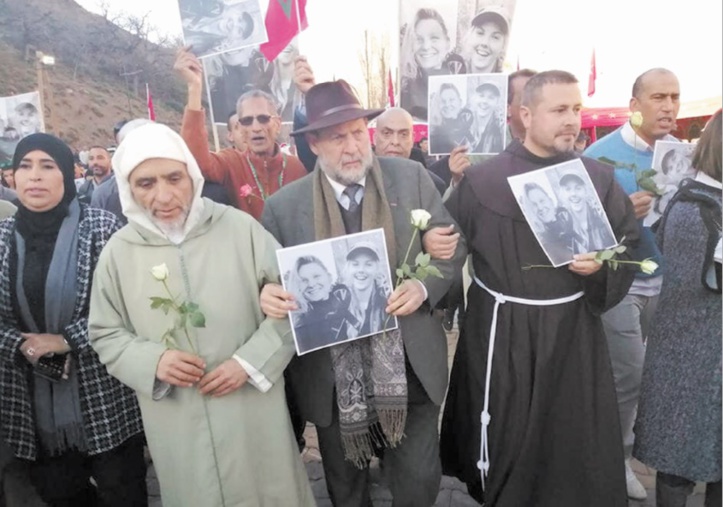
[{"left": 15, "top": 199, "right": 87, "bottom": 455}]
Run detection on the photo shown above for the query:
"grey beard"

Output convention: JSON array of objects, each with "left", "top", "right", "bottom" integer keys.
[
  {"left": 146, "top": 209, "right": 190, "bottom": 244},
  {"left": 318, "top": 152, "right": 374, "bottom": 186}
]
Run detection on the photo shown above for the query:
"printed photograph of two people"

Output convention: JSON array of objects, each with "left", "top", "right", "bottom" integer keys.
[{"left": 276, "top": 229, "right": 398, "bottom": 356}]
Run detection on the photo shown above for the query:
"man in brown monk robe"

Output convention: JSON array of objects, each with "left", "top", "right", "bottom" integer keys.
[{"left": 440, "top": 70, "right": 640, "bottom": 506}]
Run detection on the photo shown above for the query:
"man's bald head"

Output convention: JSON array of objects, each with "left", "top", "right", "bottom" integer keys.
[
  {"left": 629, "top": 68, "right": 680, "bottom": 146},
  {"left": 631, "top": 68, "right": 678, "bottom": 99},
  {"left": 374, "top": 108, "right": 415, "bottom": 158}
]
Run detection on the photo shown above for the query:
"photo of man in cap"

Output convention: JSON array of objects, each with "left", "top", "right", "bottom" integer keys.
[{"left": 259, "top": 79, "right": 467, "bottom": 506}]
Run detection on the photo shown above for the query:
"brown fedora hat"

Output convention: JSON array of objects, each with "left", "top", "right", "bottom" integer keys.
[{"left": 291, "top": 80, "right": 384, "bottom": 136}]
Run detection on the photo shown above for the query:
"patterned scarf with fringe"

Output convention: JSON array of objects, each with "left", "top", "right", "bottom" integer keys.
[{"left": 312, "top": 159, "right": 407, "bottom": 468}]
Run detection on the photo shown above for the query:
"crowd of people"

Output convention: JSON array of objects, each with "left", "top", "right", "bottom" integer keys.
[{"left": 0, "top": 36, "right": 718, "bottom": 507}]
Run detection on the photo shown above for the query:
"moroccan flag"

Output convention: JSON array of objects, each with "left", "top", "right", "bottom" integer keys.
[
  {"left": 587, "top": 49, "right": 596, "bottom": 97},
  {"left": 259, "top": 0, "right": 308, "bottom": 62},
  {"left": 387, "top": 69, "right": 395, "bottom": 107},
  {"left": 146, "top": 83, "right": 156, "bottom": 121}
]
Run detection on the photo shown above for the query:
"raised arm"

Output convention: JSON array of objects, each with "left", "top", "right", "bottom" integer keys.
[{"left": 174, "top": 47, "right": 232, "bottom": 185}]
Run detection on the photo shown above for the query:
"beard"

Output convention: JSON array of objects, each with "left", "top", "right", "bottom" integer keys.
[
  {"left": 146, "top": 207, "right": 190, "bottom": 244},
  {"left": 318, "top": 150, "right": 374, "bottom": 186}
]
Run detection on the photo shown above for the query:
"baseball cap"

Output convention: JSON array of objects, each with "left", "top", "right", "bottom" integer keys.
[
  {"left": 471, "top": 7, "right": 510, "bottom": 35},
  {"left": 346, "top": 241, "right": 381, "bottom": 261}
]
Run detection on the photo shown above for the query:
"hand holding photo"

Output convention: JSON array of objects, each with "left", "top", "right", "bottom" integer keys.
[
  {"left": 643, "top": 141, "right": 697, "bottom": 226},
  {"left": 509, "top": 159, "right": 617, "bottom": 267},
  {"left": 276, "top": 229, "right": 398, "bottom": 356}
]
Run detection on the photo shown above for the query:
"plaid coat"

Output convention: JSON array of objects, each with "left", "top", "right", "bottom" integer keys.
[{"left": 0, "top": 205, "right": 143, "bottom": 459}]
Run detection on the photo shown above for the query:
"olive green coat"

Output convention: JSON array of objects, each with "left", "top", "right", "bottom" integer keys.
[{"left": 89, "top": 200, "right": 314, "bottom": 507}]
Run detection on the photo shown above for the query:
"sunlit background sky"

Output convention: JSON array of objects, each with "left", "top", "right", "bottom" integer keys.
[{"left": 74, "top": 0, "right": 722, "bottom": 108}]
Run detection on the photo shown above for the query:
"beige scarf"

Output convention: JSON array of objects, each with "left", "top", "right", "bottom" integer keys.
[{"left": 312, "top": 159, "right": 408, "bottom": 468}]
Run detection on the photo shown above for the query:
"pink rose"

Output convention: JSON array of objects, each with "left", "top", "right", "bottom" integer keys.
[{"left": 239, "top": 184, "right": 254, "bottom": 198}]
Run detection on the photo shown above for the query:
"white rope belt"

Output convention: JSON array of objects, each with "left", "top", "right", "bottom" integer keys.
[{"left": 473, "top": 276, "right": 584, "bottom": 490}]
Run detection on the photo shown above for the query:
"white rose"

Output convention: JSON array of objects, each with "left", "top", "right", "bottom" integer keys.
[
  {"left": 640, "top": 259, "right": 658, "bottom": 275},
  {"left": 151, "top": 263, "right": 169, "bottom": 282},
  {"left": 410, "top": 209, "right": 432, "bottom": 230}
]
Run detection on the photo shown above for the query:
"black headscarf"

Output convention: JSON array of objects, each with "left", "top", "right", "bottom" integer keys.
[
  {"left": 12, "top": 133, "right": 77, "bottom": 239},
  {"left": 11, "top": 134, "right": 79, "bottom": 331}
]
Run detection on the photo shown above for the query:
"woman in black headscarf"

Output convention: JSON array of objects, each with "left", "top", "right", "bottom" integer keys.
[{"left": 0, "top": 134, "right": 146, "bottom": 506}]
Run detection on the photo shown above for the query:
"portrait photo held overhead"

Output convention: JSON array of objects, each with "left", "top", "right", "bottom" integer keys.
[
  {"left": 508, "top": 158, "right": 617, "bottom": 267},
  {"left": 276, "top": 228, "right": 398, "bottom": 356},
  {"left": 427, "top": 72, "right": 507, "bottom": 156},
  {"left": 0, "top": 91, "right": 44, "bottom": 165},
  {"left": 177, "top": 0, "right": 268, "bottom": 58},
  {"left": 399, "top": 0, "right": 517, "bottom": 121}
]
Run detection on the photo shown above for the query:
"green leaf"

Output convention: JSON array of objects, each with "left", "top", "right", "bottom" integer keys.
[
  {"left": 613, "top": 245, "right": 627, "bottom": 254},
  {"left": 402, "top": 263, "right": 413, "bottom": 278},
  {"left": 149, "top": 296, "right": 167, "bottom": 309},
  {"left": 638, "top": 169, "right": 657, "bottom": 178},
  {"left": 186, "top": 302, "right": 200, "bottom": 313},
  {"left": 161, "top": 301, "right": 173, "bottom": 315},
  {"left": 598, "top": 249, "right": 616, "bottom": 261},
  {"left": 415, "top": 252, "right": 431, "bottom": 267},
  {"left": 189, "top": 311, "right": 206, "bottom": 328},
  {"left": 638, "top": 176, "right": 664, "bottom": 195},
  {"left": 425, "top": 265, "right": 444, "bottom": 279},
  {"left": 396, "top": 268, "right": 405, "bottom": 279},
  {"left": 414, "top": 267, "right": 429, "bottom": 281},
  {"left": 609, "top": 260, "right": 619, "bottom": 271}
]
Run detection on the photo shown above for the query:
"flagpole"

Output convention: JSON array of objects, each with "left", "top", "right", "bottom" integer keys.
[{"left": 294, "top": 0, "right": 302, "bottom": 42}]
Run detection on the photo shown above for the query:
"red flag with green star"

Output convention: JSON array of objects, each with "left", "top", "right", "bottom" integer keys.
[{"left": 259, "top": 0, "right": 308, "bottom": 62}]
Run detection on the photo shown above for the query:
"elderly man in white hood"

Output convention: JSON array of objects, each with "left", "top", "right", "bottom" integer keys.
[{"left": 88, "top": 123, "right": 314, "bottom": 507}]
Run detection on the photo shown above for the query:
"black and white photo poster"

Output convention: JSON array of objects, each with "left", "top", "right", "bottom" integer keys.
[
  {"left": 508, "top": 159, "right": 617, "bottom": 267},
  {"left": 0, "top": 91, "right": 43, "bottom": 165},
  {"left": 399, "top": 0, "right": 517, "bottom": 121},
  {"left": 178, "top": 0, "right": 268, "bottom": 58},
  {"left": 276, "top": 229, "right": 398, "bottom": 356},
  {"left": 203, "top": 37, "right": 300, "bottom": 125},
  {"left": 644, "top": 140, "right": 697, "bottom": 226},
  {"left": 428, "top": 73, "right": 507, "bottom": 155}
]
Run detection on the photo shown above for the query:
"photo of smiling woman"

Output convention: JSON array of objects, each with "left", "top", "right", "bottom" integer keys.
[
  {"left": 341, "top": 241, "right": 397, "bottom": 339},
  {"left": 552, "top": 171, "right": 616, "bottom": 254},
  {"left": 460, "top": 7, "right": 510, "bottom": 74},
  {"left": 400, "top": 4, "right": 465, "bottom": 121},
  {"left": 287, "top": 255, "right": 357, "bottom": 355}
]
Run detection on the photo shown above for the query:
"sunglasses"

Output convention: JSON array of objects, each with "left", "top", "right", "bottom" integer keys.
[{"left": 238, "top": 114, "right": 276, "bottom": 126}]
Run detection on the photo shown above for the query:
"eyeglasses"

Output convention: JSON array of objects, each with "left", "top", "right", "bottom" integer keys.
[{"left": 238, "top": 114, "right": 275, "bottom": 126}]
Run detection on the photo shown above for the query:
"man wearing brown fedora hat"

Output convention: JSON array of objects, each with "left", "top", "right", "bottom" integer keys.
[{"left": 260, "top": 79, "right": 467, "bottom": 506}]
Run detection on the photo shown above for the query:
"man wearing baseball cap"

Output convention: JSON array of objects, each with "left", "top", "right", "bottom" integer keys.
[{"left": 260, "top": 79, "right": 467, "bottom": 506}]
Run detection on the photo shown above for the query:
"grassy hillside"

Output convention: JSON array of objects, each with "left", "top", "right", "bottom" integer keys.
[{"left": 0, "top": 0, "right": 190, "bottom": 151}]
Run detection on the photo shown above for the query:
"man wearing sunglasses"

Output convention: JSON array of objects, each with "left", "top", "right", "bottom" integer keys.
[{"left": 175, "top": 47, "right": 307, "bottom": 221}]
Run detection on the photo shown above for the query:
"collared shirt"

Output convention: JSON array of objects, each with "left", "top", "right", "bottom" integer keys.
[
  {"left": 620, "top": 121, "right": 678, "bottom": 152},
  {"left": 324, "top": 174, "right": 366, "bottom": 210}
]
